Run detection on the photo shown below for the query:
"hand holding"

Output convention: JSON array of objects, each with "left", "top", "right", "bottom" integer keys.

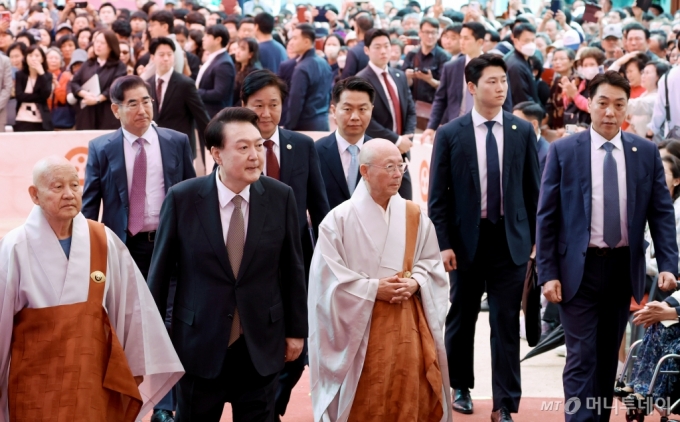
[{"left": 633, "top": 301, "right": 676, "bottom": 328}]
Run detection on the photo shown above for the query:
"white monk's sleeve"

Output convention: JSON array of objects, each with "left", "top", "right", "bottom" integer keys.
[
  {"left": 0, "top": 233, "right": 22, "bottom": 422},
  {"left": 102, "top": 229, "right": 184, "bottom": 420}
]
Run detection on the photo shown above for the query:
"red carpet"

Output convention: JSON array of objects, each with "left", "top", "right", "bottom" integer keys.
[{"left": 142, "top": 368, "right": 641, "bottom": 421}]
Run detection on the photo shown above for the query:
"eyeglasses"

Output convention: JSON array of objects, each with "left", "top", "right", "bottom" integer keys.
[
  {"left": 421, "top": 30, "right": 438, "bottom": 36},
  {"left": 116, "top": 97, "right": 154, "bottom": 110},
  {"left": 366, "top": 162, "right": 409, "bottom": 174}
]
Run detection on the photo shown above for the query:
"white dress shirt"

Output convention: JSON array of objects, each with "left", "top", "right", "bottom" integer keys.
[
  {"left": 471, "top": 107, "right": 504, "bottom": 218},
  {"left": 264, "top": 127, "right": 281, "bottom": 177},
  {"left": 216, "top": 171, "right": 251, "bottom": 243},
  {"left": 155, "top": 68, "right": 173, "bottom": 111},
  {"left": 589, "top": 127, "right": 628, "bottom": 248},
  {"left": 460, "top": 55, "right": 473, "bottom": 117},
  {"left": 196, "top": 47, "right": 227, "bottom": 88},
  {"left": 368, "top": 61, "right": 400, "bottom": 134},
  {"left": 336, "top": 130, "right": 365, "bottom": 179},
  {"left": 122, "top": 126, "right": 165, "bottom": 232}
]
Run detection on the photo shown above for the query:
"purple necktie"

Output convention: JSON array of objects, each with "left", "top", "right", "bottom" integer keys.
[{"left": 128, "top": 138, "right": 147, "bottom": 236}]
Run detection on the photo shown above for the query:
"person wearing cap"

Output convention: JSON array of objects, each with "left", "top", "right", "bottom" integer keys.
[
  {"left": 55, "top": 22, "right": 73, "bottom": 41},
  {"left": 602, "top": 23, "right": 623, "bottom": 60}
]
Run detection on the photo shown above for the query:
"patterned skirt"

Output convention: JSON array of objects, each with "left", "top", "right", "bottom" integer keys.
[{"left": 631, "top": 323, "right": 680, "bottom": 401}]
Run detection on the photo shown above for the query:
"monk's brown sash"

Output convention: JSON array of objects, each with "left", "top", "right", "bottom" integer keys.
[
  {"left": 400, "top": 200, "right": 422, "bottom": 279},
  {"left": 8, "top": 220, "right": 143, "bottom": 422}
]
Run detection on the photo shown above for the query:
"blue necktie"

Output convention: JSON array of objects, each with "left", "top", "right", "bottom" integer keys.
[
  {"left": 602, "top": 142, "right": 621, "bottom": 248},
  {"left": 485, "top": 121, "right": 501, "bottom": 224},
  {"left": 347, "top": 145, "right": 359, "bottom": 195}
]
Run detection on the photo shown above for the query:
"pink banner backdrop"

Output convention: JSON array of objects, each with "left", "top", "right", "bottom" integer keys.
[{"left": 0, "top": 131, "right": 430, "bottom": 237}]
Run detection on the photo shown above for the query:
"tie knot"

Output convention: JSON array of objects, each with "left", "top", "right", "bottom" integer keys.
[
  {"left": 232, "top": 195, "right": 243, "bottom": 209},
  {"left": 484, "top": 121, "right": 495, "bottom": 131},
  {"left": 264, "top": 140, "right": 274, "bottom": 150},
  {"left": 135, "top": 138, "right": 146, "bottom": 146},
  {"left": 347, "top": 144, "right": 359, "bottom": 157},
  {"left": 602, "top": 142, "right": 615, "bottom": 153}
]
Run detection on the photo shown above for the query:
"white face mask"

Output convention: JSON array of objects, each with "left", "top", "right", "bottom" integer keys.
[
  {"left": 184, "top": 39, "right": 195, "bottom": 53},
  {"left": 390, "top": 59, "right": 400, "bottom": 67},
  {"left": 324, "top": 45, "right": 340, "bottom": 59},
  {"left": 337, "top": 55, "right": 347, "bottom": 69},
  {"left": 579, "top": 66, "right": 600, "bottom": 81},
  {"left": 519, "top": 42, "right": 537, "bottom": 57}
]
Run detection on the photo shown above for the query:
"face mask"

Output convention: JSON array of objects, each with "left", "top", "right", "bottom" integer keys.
[
  {"left": 579, "top": 66, "right": 600, "bottom": 81},
  {"left": 324, "top": 45, "right": 340, "bottom": 59},
  {"left": 184, "top": 39, "right": 195, "bottom": 53},
  {"left": 390, "top": 59, "right": 400, "bottom": 67},
  {"left": 519, "top": 42, "right": 536, "bottom": 57},
  {"left": 337, "top": 55, "right": 347, "bottom": 69}
]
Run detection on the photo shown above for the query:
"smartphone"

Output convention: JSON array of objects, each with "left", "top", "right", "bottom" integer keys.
[
  {"left": 565, "top": 124, "right": 578, "bottom": 134},
  {"left": 541, "top": 68, "right": 555, "bottom": 84},
  {"left": 582, "top": 3, "right": 601, "bottom": 23},
  {"left": 315, "top": 37, "right": 324, "bottom": 51},
  {"left": 550, "top": 0, "right": 561, "bottom": 14},
  {"left": 314, "top": 6, "right": 328, "bottom": 22},
  {"left": 297, "top": 5, "right": 306, "bottom": 23},
  {"left": 0, "top": 11, "right": 9, "bottom": 23},
  {"left": 74, "top": 1, "right": 87, "bottom": 7}
]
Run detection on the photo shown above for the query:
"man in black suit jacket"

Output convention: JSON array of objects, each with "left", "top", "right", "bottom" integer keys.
[
  {"left": 283, "top": 24, "right": 332, "bottom": 131},
  {"left": 277, "top": 57, "right": 297, "bottom": 131},
  {"left": 147, "top": 37, "right": 210, "bottom": 161},
  {"left": 428, "top": 55, "right": 540, "bottom": 422},
  {"left": 356, "top": 28, "right": 415, "bottom": 199},
  {"left": 512, "top": 101, "right": 550, "bottom": 174},
  {"left": 240, "top": 69, "right": 330, "bottom": 418},
  {"left": 148, "top": 108, "right": 307, "bottom": 422},
  {"left": 422, "top": 22, "right": 513, "bottom": 144},
  {"left": 339, "top": 12, "right": 372, "bottom": 79},
  {"left": 196, "top": 24, "right": 236, "bottom": 118},
  {"left": 505, "top": 23, "right": 540, "bottom": 108}
]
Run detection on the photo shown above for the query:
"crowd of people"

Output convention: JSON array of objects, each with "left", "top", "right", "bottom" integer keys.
[{"left": 5, "top": 1, "right": 680, "bottom": 422}]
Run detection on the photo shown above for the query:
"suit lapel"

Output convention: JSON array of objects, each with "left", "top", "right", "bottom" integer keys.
[
  {"left": 576, "top": 131, "right": 593, "bottom": 227},
  {"left": 621, "top": 133, "right": 637, "bottom": 230},
  {"left": 459, "top": 114, "right": 481, "bottom": 204},
  {"left": 322, "top": 133, "right": 351, "bottom": 198},
  {"left": 502, "top": 113, "right": 518, "bottom": 193},
  {"left": 156, "top": 127, "right": 178, "bottom": 193},
  {"left": 195, "top": 172, "right": 233, "bottom": 279},
  {"left": 366, "top": 66, "right": 391, "bottom": 113},
  {"left": 149, "top": 76, "right": 160, "bottom": 117},
  {"left": 278, "top": 129, "right": 295, "bottom": 184},
  {"left": 103, "top": 129, "right": 129, "bottom": 208},
  {"left": 388, "top": 67, "right": 407, "bottom": 123},
  {"left": 238, "top": 179, "right": 267, "bottom": 281}
]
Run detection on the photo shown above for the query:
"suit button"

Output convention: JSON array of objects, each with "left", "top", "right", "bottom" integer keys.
[
  {"left": 582, "top": 252, "right": 586, "bottom": 257},
  {"left": 228, "top": 314, "right": 233, "bottom": 318}
]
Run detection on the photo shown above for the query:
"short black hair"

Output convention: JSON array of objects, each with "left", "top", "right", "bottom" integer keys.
[
  {"left": 241, "top": 69, "right": 288, "bottom": 104},
  {"left": 205, "top": 24, "right": 230, "bottom": 47},
  {"left": 131, "top": 10, "right": 148, "bottom": 21},
  {"left": 622, "top": 52, "right": 649, "bottom": 73},
  {"left": 150, "top": 10, "right": 175, "bottom": 33},
  {"left": 99, "top": 2, "right": 116, "bottom": 13},
  {"left": 7, "top": 42, "right": 27, "bottom": 59},
  {"left": 332, "top": 76, "right": 375, "bottom": 104},
  {"left": 420, "top": 17, "right": 439, "bottom": 30},
  {"left": 462, "top": 21, "right": 486, "bottom": 40},
  {"left": 56, "top": 34, "right": 76, "bottom": 49},
  {"left": 141, "top": 1, "right": 156, "bottom": 15},
  {"left": 355, "top": 12, "right": 374, "bottom": 33},
  {"left": 185, "top": 11, "right": 206, "bottom": 26},
  {"left": 253, "top": 12, "right": 274, "bottom": 34},
  {"left": 112, "top": 19, "right": 132, "bottom": 38},
  {"left": 364, "top": 28, "right": 390, "bottom": 48},
  {"left": 513, "top": 101, "right": 544, "bottom": 123},
  {"left": 239, "top": 17, "right": 255, "bottom": 28},
  {"left": 149, "top": 36, "right": 176, "bottom": 54},
  {"left": 295, "top": 23, "right": 315, "bottom": 43},
  {"left": 646, "top": 60, "right": 671, "bottom": 80},
  {"left": 118, "top": 8, "right": 131, "bottom": 20},
  {"left": 172, "top": 25, "right": 189, "bottom": 38},
  {"left": 465, "top": 53, "right": 507, "bottom": 86},
  {"left": 15, "top": 30, "right": 36, "bottom": 46},
  {"left": 110, "top": 75, "right": 150, "bottom": 104},
  {"left": 589, "top": 70, "right": 631, "bottom": 100},
  {"left": 624, "top": 22, "right": 650, "bottom": 40},
  {"left": 663, "top": 154, "right": 680, "bottom": 200},
  {"left": 486, "top": 29, "right": 501, "bottom": 42},
  {"left": 512, "top": 22, "right": 536, "bottom": 39},
  {"left": 205, "top": 107, "right": 260, "bottom": 150},
  {"left": 442, "top": 22, "right": 463, "bottom": 35}
]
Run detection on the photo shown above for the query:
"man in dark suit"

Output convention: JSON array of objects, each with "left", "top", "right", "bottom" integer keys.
[
  {"left": 82, "top": 76, "right": 196, "bottom": 422},
  {"left": 196, "top": 24, "right": 236, "bottom": 118},
  {"left": 537, "top": 71, "right": 679, "bottom": 422},
  {"left": 422, "top": 22, "right": 513, "bottom": 144},
  {"left": 512, "top": 101, "right": 550, "bottom": 174},
  {"left": 339, "top": 12, "right": 372, "bottom": 79},
  {"left": 240, "top": 69, "right": 330, "bottom": 419},
  {"left": 147, "top": 37, "right": 210, "bottom": 161},
  {"left": 505, "top": 23, "right": 540, "bottom": 107},
  {"left": 277, "top": 56, "right": 297, "bottom": 131},
  {"left": 357, "top": 28, "right": 415, "bottom": 199},
  {"left": 283, "top": 24, "right": 332, "bottom": 131},
  {"left": 428, "top": 54, "right": 540, "bottom": 422},
  {"left": 148, "top": 108, "right": 307, "bottom": 422}
]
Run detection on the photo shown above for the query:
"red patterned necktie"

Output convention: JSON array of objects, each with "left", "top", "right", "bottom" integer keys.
[
  {"left": 383, "top": 72, "right": 403, "bottom": 135},
  {"left": 263, "top": 140, "right": 280, "bottom": 180},
  {"left": 128, "top": 138, "right": 147, "bottom": 235}
]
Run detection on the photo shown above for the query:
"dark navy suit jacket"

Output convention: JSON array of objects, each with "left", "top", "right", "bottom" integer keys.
[
  {"left": 197, "top": 51, "right": 236, "bottom": 118},
  {"left": 82, "top": 126, "right": 196, "bottom": 242},
  {"left": 340, "top": 41, "right": 369, "bottom": 79},
  {"left": 277, "top": 58, "right": 298, "bottom": 126},
  {"left": 538, "top": 135, "right": 549, "bottom": 175},
  {"left": 284, "top": 49, "right": 332, "bottom": 131},
  {"left": 428, "top": 55, "right": 513, "bottom": 130},
  {"left": 428, "top": 111, "right": 541, "bottom": 270},
  {"left": 536, "top": 130, "right": 678, "bottom": 303}
]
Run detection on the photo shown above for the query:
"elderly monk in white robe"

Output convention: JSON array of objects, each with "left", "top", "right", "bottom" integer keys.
[
  {"left": 0, "top": 157, "right": 184, "bottom": 422},
  {"left": 308, "top": 139, "right": 452, "bottom": 422}
]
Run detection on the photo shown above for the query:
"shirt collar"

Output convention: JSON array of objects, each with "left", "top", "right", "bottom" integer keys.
[
  {"left": 471, "top": 107, "right": 504, "bottom": 128},
  {"left": 590, "top": 126, "right": 623, "bottom": 151},
  {"left": 368, "top": 60, "right": 388, "bottom": 75},
  {"left": 335, "top": 130, "right": 364, "bottom": 153},
  {"left": 215, "top": 171, "right": 251, "bottom": 209},
  {"left": 122, "top": 125, "right": 158, "bottom": 146},
  {"left": 156, "top": 67, "right": 173, "bottom": 83},
  {"left": 207, "top": 47, "right": 227, "bottom": 62},
  {"left": 268, "top": 127, "right": 280, "bottom": 146}
]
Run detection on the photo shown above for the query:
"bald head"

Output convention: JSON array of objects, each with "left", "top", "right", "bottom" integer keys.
[
  {"left": 32, "top": 156, "right": 78, "bottom": 189},
  {"left": 359, "top": 138, "right": 401, "bottom": 165},
  {"left": 359, "top": 139, "right": 404, "bottom": 207},
  {"left": 29, "top": 156, "right": 82, "bottom": 229}
]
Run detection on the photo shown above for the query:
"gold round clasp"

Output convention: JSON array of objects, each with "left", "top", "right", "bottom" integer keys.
[{"left": 91, "top": 271, "right": 106, "bottom": 283}]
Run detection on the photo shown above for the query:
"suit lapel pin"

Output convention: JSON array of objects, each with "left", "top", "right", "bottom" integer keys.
[
  {"left": 396, "top": 73, "right": 400, "bottom": 77},
  {"left": 632, "top": 147, "right": 638, "bottom": 152},
  {"left": 287, "top": 144, "right": 292, "bottom": 150},
  {"left": 512, "top": 125, "right": 517, "bottom": 130}
]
